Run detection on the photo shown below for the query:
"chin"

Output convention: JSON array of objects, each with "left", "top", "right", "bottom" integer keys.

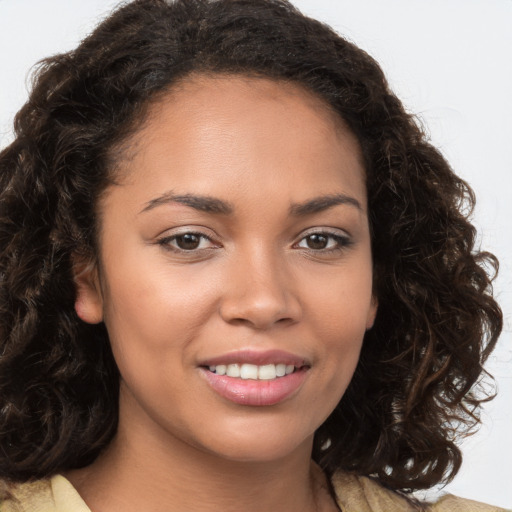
[{"left": 198, "top": 430, "right": 314, "bottom": 464}]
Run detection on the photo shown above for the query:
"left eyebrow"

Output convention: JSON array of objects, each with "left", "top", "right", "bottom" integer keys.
[
  {"left": 289, "top": 194, "right": 363, "bottom": 216},
  {"left": 139, "top": 192, "right": 234, "bottom": 215}
]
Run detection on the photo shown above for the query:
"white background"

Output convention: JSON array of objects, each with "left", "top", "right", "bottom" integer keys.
[{"left": 0, "top": 0, "right": 510, "bottom": 508}]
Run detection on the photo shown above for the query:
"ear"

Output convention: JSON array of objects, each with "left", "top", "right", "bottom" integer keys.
[
  {"left": 72, "top": 255, "right": 104, "bottom": 324},
  {"left": 366, "top": 295, "right": 378, "bottom": 330}
]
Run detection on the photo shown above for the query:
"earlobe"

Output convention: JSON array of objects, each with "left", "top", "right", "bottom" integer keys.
[
  {"left": 73, "top": 256, "right": 104, "bottom": 324},
  {"left": 366, "top": 295, "right": 378, "bottom": 330}
]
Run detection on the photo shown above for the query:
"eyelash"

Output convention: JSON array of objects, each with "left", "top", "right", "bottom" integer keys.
[
  {"left": 157, "top": 232, "right": 217, "bottom": 253},
  {"left": 294, "top": 231, "right": 353, "bottom": 253},
  {"left": 156, "top": 230, "right": 352, "bottom": 255}
]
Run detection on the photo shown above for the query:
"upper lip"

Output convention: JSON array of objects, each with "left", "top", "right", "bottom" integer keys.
[{"left": 199, "top": 349, "right": 309, "bottom": 368}]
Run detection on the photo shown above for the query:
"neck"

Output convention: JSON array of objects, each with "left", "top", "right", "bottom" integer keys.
[{"left": 66, "top": 404, "right": 336, "bottom": 512}]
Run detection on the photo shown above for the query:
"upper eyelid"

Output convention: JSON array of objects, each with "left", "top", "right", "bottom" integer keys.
[
  {"left": 159, "top": 232, "right": 216, "bottom": 244},
  {"left": 157, "top": 232, "right": 219, "bottom": 255},
  {"left": 293, "top": 228, "right": 353, "bottom": 250},
  {"left": 295, "top": 226, "right": 351, "bottom": 239},
  {"left": 156, "top": 225, "right": 218, "bottom": 239},
  {"left": 295, "top": 233, "right": 351, "bottom": 246}
]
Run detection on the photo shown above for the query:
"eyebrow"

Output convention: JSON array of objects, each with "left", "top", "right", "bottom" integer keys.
[
  {"left": 289, "top": 194, "right": 362, "bottom": 216},
  {"left": 140, "top": 192, "right": 234, "bottom": 215},
  {"left": 140, "top": 191, "right": 362, "bottom": 216}
]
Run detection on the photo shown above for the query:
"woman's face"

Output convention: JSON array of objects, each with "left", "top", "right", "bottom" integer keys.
[{"left": 76, "top": 75, "right": 377, "bottom": 463}]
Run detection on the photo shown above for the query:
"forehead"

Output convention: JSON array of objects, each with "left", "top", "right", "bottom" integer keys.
[
  {"left": 121, "top": 73, "right": 361, "bottom": 156},
  {"left": 109, "top": 73, "right": 367, "bottom": 211},
  {"left": 156, "top": 73, "right": 347, "bottom": 133}
]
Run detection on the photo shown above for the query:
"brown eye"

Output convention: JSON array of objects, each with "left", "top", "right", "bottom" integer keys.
[
  {"left": 158, "top": 232, "right": 216, "bottom": 252},
  {"left": 174, "top": 233, "right": 201, "bottom": 250},
  {"left": 305, "top": 234, "right": 329, "bottom": 250},
  {"left": 296, "top": 232, "right": 351, "bottom": 252}
]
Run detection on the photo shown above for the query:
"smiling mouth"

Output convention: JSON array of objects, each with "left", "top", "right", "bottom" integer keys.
[
  {"left": 206, "top": 363, "right": 302, "bottom": 380},
  {"left": 200, "top": 358, "right": 310, "bottom": 405}
]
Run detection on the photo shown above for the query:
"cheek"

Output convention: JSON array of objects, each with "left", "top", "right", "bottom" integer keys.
[
  {"left": 98, "top": 258, "right": 227, "bottom": 398},
  {"left": 305, "top": 262, "right": 374, "bottom": 338},
  {"left": 302, "top": 264, "right": 373, "bottom": 395},
  {"left": 99, "top": 270, "right": 199, "bottom": 408},
  {"left": 100, "top": 250, "right": 218, "bottom": 337}
]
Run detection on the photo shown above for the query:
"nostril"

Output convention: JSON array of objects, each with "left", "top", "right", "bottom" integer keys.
[
  {"left": 222, "top": 313, "right": 291, "bottom": 330},
  {"left": 219, "top": 275, "right": 302, "bottom": 329}
]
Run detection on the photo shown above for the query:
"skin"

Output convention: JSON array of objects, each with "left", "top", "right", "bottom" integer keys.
[{"left": 70, "top": 75, "right": 377, "bottom": 512}]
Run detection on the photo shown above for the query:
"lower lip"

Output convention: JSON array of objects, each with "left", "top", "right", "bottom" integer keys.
[{"left": 200, "top": 367, "right": 308, "bottom": 406}]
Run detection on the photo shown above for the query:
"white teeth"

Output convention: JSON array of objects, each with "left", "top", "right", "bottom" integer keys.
[
  {"left": 226, "top": 364, "right": 240, "bottom": 378},
  {"left": 276, "top": 363, "right": 286, "bottom": 377},
  {"left": 258, "top": 364, "right": 276, "bottom": 380},
  {"left": 240, "top": 364, "right": 258, "bottom": 380},
  {"left": 208, "top": 363, "right": 299, "bottom": 380}
]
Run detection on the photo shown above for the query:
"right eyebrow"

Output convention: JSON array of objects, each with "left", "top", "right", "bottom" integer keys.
[
  {"left": 289, "top": 193, "right": 363, "bottom": 216},
  {"left": 139, "top": 192, "right": 234, "bottom": 215}
]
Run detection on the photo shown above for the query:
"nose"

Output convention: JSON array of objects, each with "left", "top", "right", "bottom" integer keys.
[{"left": 219, "top": 248, "right": 302, "bottom": 330}]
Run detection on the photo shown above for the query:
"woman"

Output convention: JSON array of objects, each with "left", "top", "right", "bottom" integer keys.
[{"left": 0, "top": 0, "right": 506, "bottom": 510}]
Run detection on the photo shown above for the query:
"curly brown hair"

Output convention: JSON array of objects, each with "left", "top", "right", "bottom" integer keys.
[{"left": 0, "top": 0, "right": 502, "bottom": 493}]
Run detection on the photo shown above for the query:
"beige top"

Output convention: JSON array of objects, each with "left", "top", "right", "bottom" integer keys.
[{"left": 1, "top": 472, "right": 509, "bottom": 512}]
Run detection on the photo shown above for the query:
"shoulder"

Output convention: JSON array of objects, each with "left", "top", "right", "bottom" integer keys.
[
  {"left": 330, "top": 471, "right": 419, "bottom": 512},
  {"left": 331, "top": 471, "right": 510, "bottom": 512},
  {"left": 0, "top": 478, "right": 52, "bottom": 512},
  {"left": 430, "top": 494, "right": 511, "bottom": 512},
  {"left": 0, "top": 475, "right": 89, "bottom": 512}
]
